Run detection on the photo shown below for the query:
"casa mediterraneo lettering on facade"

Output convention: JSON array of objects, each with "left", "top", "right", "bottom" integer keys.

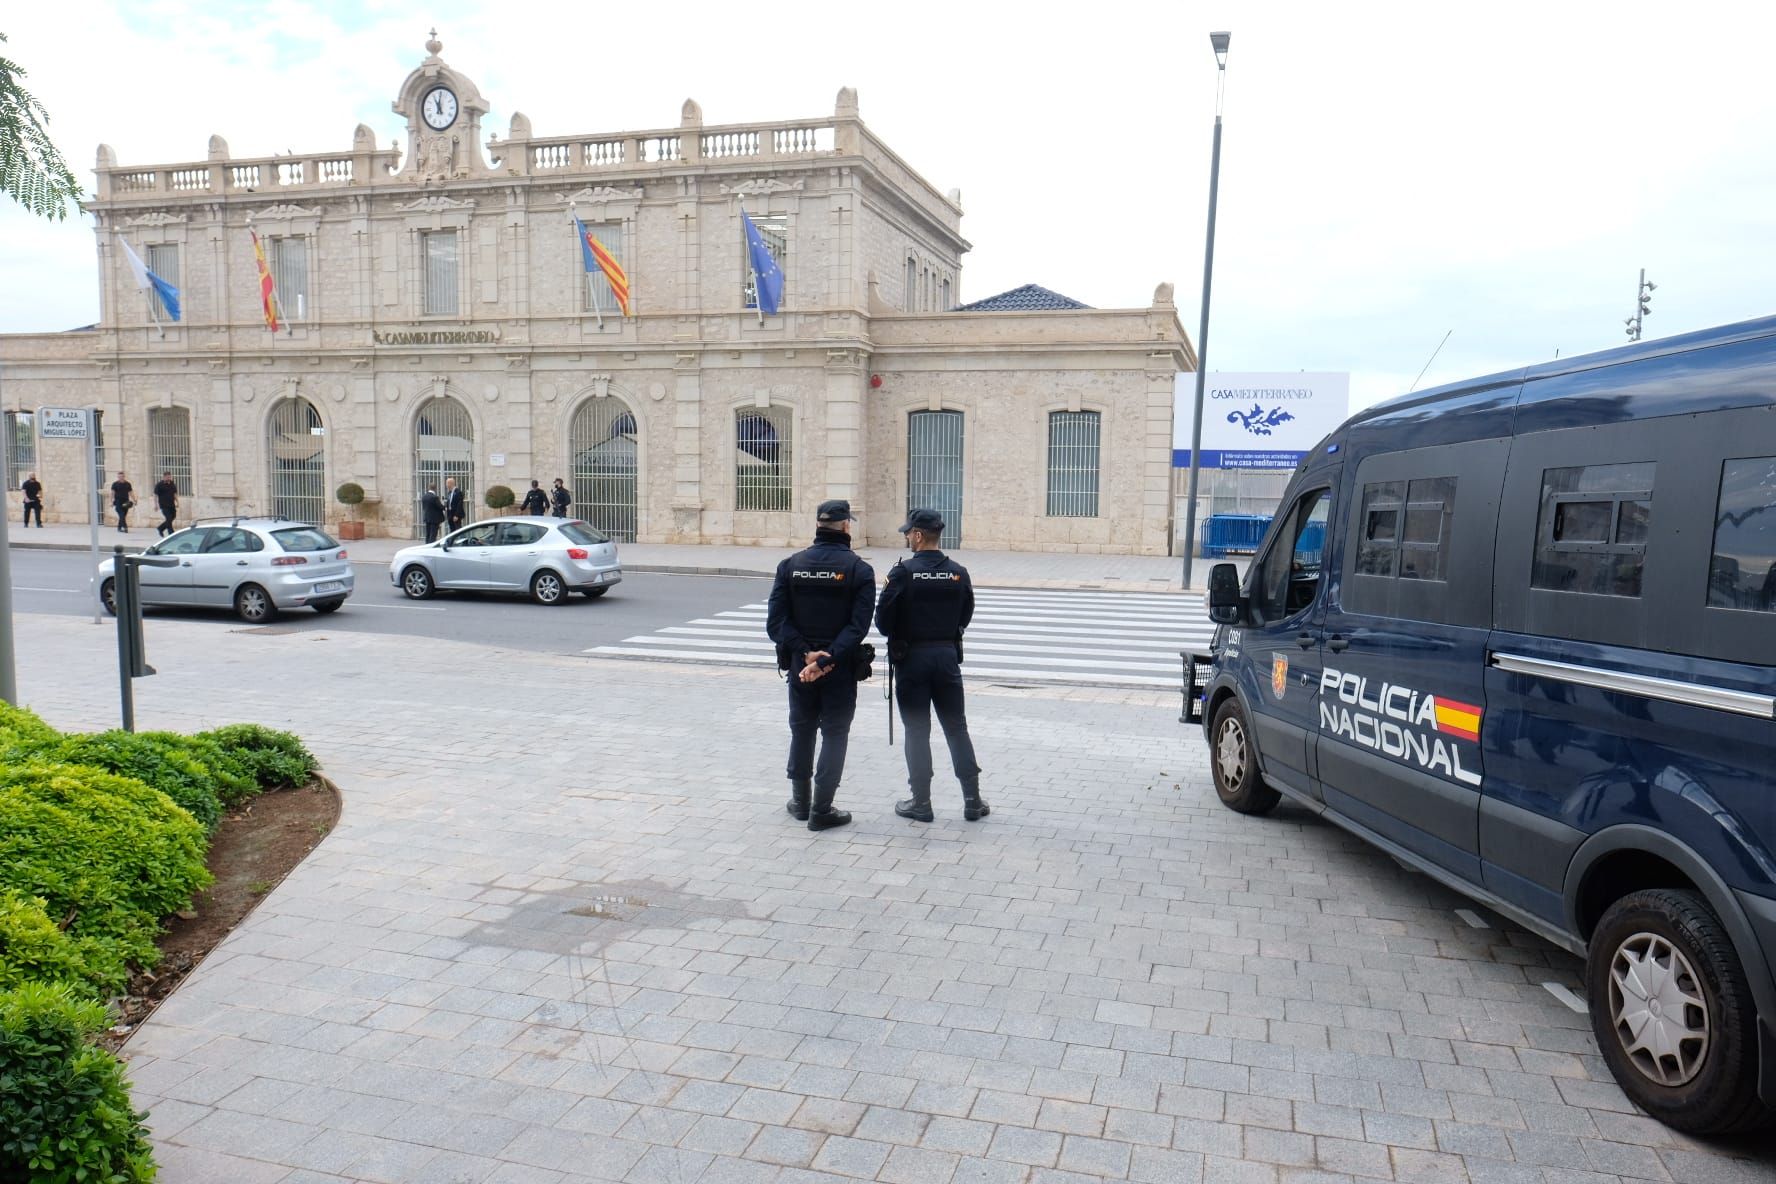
[{"left": 372, "top": 329, "right": 501, "bottom": 346}]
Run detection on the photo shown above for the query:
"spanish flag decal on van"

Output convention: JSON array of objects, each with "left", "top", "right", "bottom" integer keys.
[{"left": 1431, "top": 697, "right": 1483, "bottom": 743}]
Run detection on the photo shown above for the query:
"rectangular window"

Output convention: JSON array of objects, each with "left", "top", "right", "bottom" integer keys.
[
  {"left": 1532, "top": 462, "right": 1655, "bottom": 598},
  {"left": 422, "top": 230, "right": 458, "bottom": 316},
  {"left": 5, "top": 412, "right": 35, "bottom": 485},
  {"left": 147, "top": 406, "right": 193, "bottom": 495},
  {"left": 146, "top": 243, "right": 180, "bottom": 292},
  {"left": 1355, "top": 481, "right": 1404, "bottom": 576},
  {"left": 743, "top": 215, "right": 787, "bottom": 309},
  {"left": 578, "top": 222, "right": 626, "bottom": 314},
  {"left": 1046, "top": 410, "right": 1101, "bottom": 517},
  {"left": 736, "top": 407, "right": 793, "bottom": 511},
  {"left": 1355, "top": 477, "right": 1454, "bottom": 581},
  {"left": 1709, "top": 456, "right": 1776, "bottom": 612},
  {"left": 270, "top": 236, "right": 309, "bottom": 321}
]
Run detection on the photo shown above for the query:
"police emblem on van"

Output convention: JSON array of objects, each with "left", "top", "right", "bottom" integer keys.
[{"left": 1272, "top": 655, "right": 1288, "bottom": 699}]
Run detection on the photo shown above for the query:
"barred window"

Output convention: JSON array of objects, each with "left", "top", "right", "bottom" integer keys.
[
  {"left": 148, "top": 406, "right": 193, "bottom": 495},
  {"left": 1046, "top": 411, "right": 1101, "bottom": 517},
  {"left": 422, "top": 230, "right": 458, "bottom": 316},
  {"left": 578, "top": 221, "right": 627, "bottom": 313},
  {"left": 743, "top": 215, "right": 787, "bottom": 309},
  {"left": 5, "top": 412, "right": 34, "bottom": 485},
  {"left": 270, "top": 236, "right": 309, "bottom": 321},
  {"left": 146, "top": 243, "right": 180, "bottom": 293},
  {"left": 736, "top": 407, "right": 793, "bottom": 512}
]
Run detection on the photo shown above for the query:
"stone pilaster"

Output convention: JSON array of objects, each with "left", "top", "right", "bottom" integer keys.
[{"left": 822, "top": 347, "right": 867, "bottom": 540}]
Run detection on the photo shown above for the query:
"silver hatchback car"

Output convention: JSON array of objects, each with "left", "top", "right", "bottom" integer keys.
[
  {"left": 100, "top": 519, "right": 354, "bottom": 623},
  {"left": 390, "top": 517, "right": 622, "bottom": 605}
]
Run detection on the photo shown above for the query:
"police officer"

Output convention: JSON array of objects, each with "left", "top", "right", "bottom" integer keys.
[
  {"left": 765, "top": 499, "right": 875, "bottom": 831},
  {"left": 875, "top": 508, "right": 988, "bottom": 822}
]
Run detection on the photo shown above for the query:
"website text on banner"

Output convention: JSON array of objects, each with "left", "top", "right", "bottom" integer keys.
[{"left": 1173, "top": 372, "right": 1350, "bottom": 469}]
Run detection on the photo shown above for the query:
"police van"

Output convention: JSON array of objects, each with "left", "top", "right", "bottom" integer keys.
[{"left": 1193, "top": 315, "right": 1776, "bottom": 1132}]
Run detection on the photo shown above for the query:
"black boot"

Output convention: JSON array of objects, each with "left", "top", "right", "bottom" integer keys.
[
  {"left": 962, "top": 777, "right": 990, "bottom": 822},
  {"left": 787, "top": 778, "right": 811, "bottom": 822},
  {"left": 895, "top": 781, "right": 934, "bottom": 822},
  {"left": 807, "top": 781, "right": 851, "bottom": 831}
]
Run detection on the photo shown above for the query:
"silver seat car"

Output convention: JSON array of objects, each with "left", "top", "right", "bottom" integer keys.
[
  {"left": 390, "top": 517, "right": 622, "bottom": 605},
  {"left": 99, "top": 519, "right": 354, "bottom": 623}
]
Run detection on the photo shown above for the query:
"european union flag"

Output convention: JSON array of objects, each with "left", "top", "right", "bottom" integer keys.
[{"left": 741, "top": 209, "right": 784, "bottom": 316}]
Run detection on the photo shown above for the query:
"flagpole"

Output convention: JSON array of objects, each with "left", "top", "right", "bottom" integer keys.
[{"left": 741, "top": 205, "right": 764, "bottom": 326}]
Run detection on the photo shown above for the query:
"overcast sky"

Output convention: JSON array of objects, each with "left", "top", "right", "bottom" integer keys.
[{"left": 3, "top": 0, "right": 1773, "bottom": 410}]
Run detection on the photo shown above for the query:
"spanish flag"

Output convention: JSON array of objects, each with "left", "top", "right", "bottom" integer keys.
[
  {"left": 573, "top": 214, "right": 631, "bottom": 317},
  {"left": 249, "top": 227, "right": 280, "bottom": 332},
  {"left": 1431, "top": 696, "right": 1483, "bottom": 743}
]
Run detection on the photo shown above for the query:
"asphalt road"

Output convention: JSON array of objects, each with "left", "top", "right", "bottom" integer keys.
[{"left": 4, "top": 547, "right": 770, "bottom": 654}]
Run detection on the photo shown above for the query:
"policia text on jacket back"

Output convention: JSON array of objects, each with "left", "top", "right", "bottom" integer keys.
[
  {"left": 765, "top": 500, "right": 875, "bottom": 831},
  {"left": 876, "top": 508, "right": 988, "bottom": 822}
]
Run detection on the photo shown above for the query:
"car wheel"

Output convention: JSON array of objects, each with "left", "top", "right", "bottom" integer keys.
[
  {"left": 400, "top": 566, "right": 435, "bottom": 600},
  {"left": 100, "top": 578, "right": 117, "bottom": 616},
  {"left": 1209, "top": 697, "right": 1281, "bottom": 815},
  {"left": 234, "top": 583, "right": 277, "bottom": 624},
  {"left": 580, "top": 587, "right": 609, "bottom": 599},
  {"left": 1586, "top": 889, "right": 1772, "bottom": 1134},
  {"left": 531, "top": 569, "right": 566, "bottom": 605},
  {"left": 313, "top": 599, "right": 343, "bottom": 614}
]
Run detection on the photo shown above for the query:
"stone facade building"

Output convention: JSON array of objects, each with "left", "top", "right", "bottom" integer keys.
[{"left": 0, "top": 36, "right": 1191, "bottom": 553}]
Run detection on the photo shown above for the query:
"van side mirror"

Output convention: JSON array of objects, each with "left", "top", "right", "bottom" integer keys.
[{"left": 1207, "top": 563, "right": 1245, "bottom": 625}]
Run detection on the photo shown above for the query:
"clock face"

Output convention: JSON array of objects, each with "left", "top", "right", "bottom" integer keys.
[{"left": 421, "top": 87, "right": 459, "bottom": 131}]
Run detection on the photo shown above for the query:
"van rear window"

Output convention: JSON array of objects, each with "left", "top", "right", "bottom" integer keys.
[
  {"left": 1531, "top": 463, "right": 1654, "bottom": 598},
  {"left": 1708, "top": 457, "right": 1776, "bottom": 612}
]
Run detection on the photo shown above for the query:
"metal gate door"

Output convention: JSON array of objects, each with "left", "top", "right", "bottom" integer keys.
[
  {"left": 414, "top": 397, "right": 475, "bottom": 538},
  {"left": 267, "top": 398, "right": 325, "bottom": 524},
  {"left": 907, "top": 410, "right": 963, "bottom": 548},
  {"left": 569, "top": 399, "right": 639, "bottom": 541}
]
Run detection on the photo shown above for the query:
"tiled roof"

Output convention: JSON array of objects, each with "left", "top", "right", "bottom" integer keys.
[{"left": 954, "top": 284, "right": 1092, "bottom": 312}]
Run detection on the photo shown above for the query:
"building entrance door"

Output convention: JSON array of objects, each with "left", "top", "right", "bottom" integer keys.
[
  {"left": 570, "top": 399, "right": 639, "bottom": 542},
  {"left": 268, "top": 398, "right": 325, "bottom": 524},
  {"left": 414, "top": 397, "right": 475, "bottom": 538},
  {"left": 908, "top": 410, "right": 964, "bottom": 548}
]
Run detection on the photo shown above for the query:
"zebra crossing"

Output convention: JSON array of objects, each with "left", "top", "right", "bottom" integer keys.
[{"left": 585, "top": 587, "right": 1215, "bottom": 689}]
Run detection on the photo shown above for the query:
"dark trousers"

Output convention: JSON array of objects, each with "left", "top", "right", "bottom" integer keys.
[
  {"left": 22, "top": 502, "right": 41, "bottom": 527},
  {"left": 786, "top": 670, "right": 858, "bottom": 793},
  {"left": 114, "top": 503, "right": 130, "bottom": 530},
  {"left": 424, "top": 521, "right": 441, "bottom": 543},
  {"left": 895, "top": 644, "right": 980, "bottom": 793},
  {"left": 156, "top": 505, "right": 175, "bottom": 536}
]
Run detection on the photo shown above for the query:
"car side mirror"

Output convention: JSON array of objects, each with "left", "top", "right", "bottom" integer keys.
[{"left": 1207, "top": 562, "right": 1245, "bottom": 626}]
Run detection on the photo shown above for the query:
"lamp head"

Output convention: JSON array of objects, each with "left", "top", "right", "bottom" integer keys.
[{"left": 1210, "top": 31, "right": 1231, "bottom": 69}]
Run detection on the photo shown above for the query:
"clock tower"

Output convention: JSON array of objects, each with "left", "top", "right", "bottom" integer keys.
[{"left": 393, "top": 31, "right": 490, "bottom": 182}]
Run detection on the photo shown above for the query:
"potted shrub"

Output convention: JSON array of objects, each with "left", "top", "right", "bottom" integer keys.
[
  {"left": 484, "top": 484, "right": 516, "bottom": 516},
  {"left": 335, "top": 482, "right": 366, "bottom": 540}
]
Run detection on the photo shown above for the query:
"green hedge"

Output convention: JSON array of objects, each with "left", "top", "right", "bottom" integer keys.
[
  {"left": 0, "top": 888, "right": 99, "bottom": 995},
  {"left": 0, "top": 983, "right": 156, "bottom": 1183},
  {"left": 200, "top": 723, "right": 318, "bottom": 790}
]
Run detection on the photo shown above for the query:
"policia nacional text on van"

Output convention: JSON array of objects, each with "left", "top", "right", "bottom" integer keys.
[{"left": 1192, "top": 314, "right": 1776, "bottom": 1133}]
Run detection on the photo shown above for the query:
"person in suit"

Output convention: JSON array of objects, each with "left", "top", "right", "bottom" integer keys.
[
  {"left": 550, "top": 478, "right": 571, "bottom": 518},
  {"left": 520, "top": 480, "right": 548, "bottom": 515},
  {"left": 421, "top": 485, "right": 445, "bottom": 543},
  {"left": 152, "top": 471, "right": 179, "bottom": 537},
  {"left": 20, "top": 473, "right": 43, "bottom": 528},
  {"left": 443, "top": 477, "right": 466, "bottom": 532}
]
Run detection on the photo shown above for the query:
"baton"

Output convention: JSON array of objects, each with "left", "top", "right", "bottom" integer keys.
[{"left": 886, "top": 657, "right": 895, "bottom": 746}]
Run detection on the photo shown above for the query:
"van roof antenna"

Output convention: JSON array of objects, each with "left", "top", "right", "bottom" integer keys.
[{"left": 1408, "top": 329, "right": 1453, "bottom": 394}]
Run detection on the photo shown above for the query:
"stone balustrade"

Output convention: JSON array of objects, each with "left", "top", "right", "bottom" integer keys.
[{"left": 97, "top": 143, "right": 399, "bottom": 200}]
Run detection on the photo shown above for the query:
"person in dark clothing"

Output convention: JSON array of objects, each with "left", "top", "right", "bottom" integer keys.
[
  {"left": 875, "top": 508, "right": 987, "bottom": 822},
  {"left": 152, "top": 471, "right": 179, "bottom": 537},
  {"left": 421, "top": 485, "right": 445, "bottom": 543},
  {"left": 110, "top": 472, "right": 134, "bottom": 533},
  {"left": 550, "top": 478, "right": 571, "bottom": 518},
  {"left": 765, "top": 499, "right": 876, "bottom": 832},
  {"left": 20, "top": 474, "right": 42, "bottom": 527},
  {"left": 520, "top": 480, "right": 548, "bottom": 515},
  {"left": 443, "top": 477, "right": 466, "bottom": 531}
]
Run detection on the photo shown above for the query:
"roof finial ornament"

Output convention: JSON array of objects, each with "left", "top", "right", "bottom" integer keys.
[{"left": 425, "top": 28, "right": 442, "bottom": 57}]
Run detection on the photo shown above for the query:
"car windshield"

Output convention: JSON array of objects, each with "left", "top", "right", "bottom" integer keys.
[
  {"left": 558, "top": 522, "right": 610, "bottom": 545},
  {"left": 271, "top": 527, "right": 338, "bottom": 552}
]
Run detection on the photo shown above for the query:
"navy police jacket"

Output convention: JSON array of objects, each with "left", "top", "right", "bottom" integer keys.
[
  {"left": 875, "top": 549, "right": 974, "bottom": 642},
  {"left": 766, "top": 528, "right": 875, "bottom": 666}
]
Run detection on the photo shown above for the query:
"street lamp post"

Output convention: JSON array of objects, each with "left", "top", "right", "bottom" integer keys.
[{"left": 1182, "top": 30, "right": 1231, "bottom": 590}]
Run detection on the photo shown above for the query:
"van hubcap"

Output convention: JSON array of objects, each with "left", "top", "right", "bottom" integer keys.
[
  {"left": 1215, "top": 717, "right": 1248, "bottom": 787},
  {"left": 1608, "top": 932, "right": 1709, "bottom": 1087}
]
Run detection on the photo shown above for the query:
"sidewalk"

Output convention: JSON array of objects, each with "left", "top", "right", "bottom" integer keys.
[{"left": 8, "top": 522, "right": 1219, "bottom": 592}]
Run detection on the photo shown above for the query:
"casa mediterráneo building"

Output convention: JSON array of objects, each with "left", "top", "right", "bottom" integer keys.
[{"left": 1, "top": 35, "right": 1191, "bottom": 553}]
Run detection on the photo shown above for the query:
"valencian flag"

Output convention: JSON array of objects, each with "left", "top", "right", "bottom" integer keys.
[
  {"left": 741, "top": 208, "right": 783, "bottom": 316},
  {"left": 118, "top": 238, "right": 181, "bottom": 323},
  {"left": 249, "top": 227, "right": 281, "bottom": 332},
  {"left": 573, "top": 214, "right": 631, "bottom": 316}
]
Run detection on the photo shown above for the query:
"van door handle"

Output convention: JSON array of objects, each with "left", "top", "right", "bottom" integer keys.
[
  {"left": 1327, "top": 635, "right": 1350, "bottom": 653},
  {"left": 1296, "top": 632, "right": 1316, "bottom": 649}
]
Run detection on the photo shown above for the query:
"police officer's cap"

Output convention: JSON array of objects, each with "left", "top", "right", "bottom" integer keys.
[
  {"left": 899, "top": 508, "right": 945, "bottom": 534},
  {"left": 816, "top": 499, "right": 856, "bottom": 523}
]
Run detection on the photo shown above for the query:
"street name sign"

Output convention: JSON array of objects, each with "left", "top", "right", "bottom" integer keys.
[{"left": 39, "top": 408, "right": 91, "bottom": 439}]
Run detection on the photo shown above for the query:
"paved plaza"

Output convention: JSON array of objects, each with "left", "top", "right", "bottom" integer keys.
[{"left": 13, "top": 611, "right": 1776, "bottom": 1183}]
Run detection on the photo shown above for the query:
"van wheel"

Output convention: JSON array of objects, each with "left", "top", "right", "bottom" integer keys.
[
  {"left": 1209, "top": 698, "right": 1280, "bottom": 815},
  {"left": 1587, "top": 889, "right": 1772, "bottom": 1134}
]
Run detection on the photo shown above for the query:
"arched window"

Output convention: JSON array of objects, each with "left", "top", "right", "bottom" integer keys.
[
  {"left": 147, "top": 406, "right": 193, "bottom": 494},
  {"left": 736, "top": 406, "right": 793, "bottom": 512},
  {"left": 1046, "top": 410, "right": 1102, "bottom": 518},
  {"left": 905, "top": 257, "right": 918, "bottom": 311},
  {"left": 569, "top": 397, "right": 640, "bottom": 541},
  {"left": 414, "top": 396, "right": 474, "bottom": 537},
  {"left": 267, "top": 398, "right": 324, "bottom": 523}
]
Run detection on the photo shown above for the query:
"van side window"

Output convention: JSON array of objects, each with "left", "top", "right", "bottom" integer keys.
[
  {"left": 1254, "top": 489, "right": 1330, "bottom": 624},
  {"left": 1708, "top": 456, "right": 1776, "bottom": 612},
  {"left": 1355, "top": 477, "right": 1454, "bottom": 582},
  {"left": 1531, "top": 462, "right": 1654, "bottom": 597}
]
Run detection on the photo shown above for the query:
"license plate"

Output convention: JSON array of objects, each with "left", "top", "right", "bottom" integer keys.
[{"left": 313, "top": 581, "right": 344, "bottom": 594}]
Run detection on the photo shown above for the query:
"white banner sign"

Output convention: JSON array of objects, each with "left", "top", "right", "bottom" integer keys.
[
  {"left": 38, "top": 407, "right": 91, "bottom": 439},
  {"left": 1173, "top": 372, "right": 1350, "bottom": 469}
]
